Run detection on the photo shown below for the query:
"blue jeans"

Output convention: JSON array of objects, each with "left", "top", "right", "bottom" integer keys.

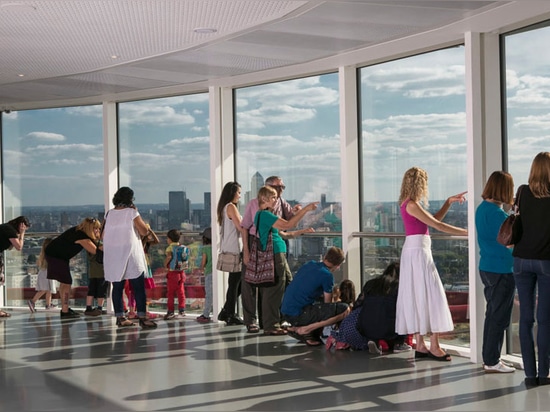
[
  {"left": 514, "top": 258, "right": 550, "bottom": 379},
  {"left": 479, "top": 270, "right": 515, "bottom": 366},
  {"left": 113, "top": 273, "right": 147, "bottom": 318},
  {"left": 202, "top": 273, "right": 213, "bottom": 318}
]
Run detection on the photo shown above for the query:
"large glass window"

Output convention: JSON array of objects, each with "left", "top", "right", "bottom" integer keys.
[
  {"left": 2, "top": 106, "right": 103, "bottom": 307},
  {"left": 503, "top": 21, "right": 550, "bottom": 357},
  {"left": 359, "top": 47, "right": 469, "bottom": 347},
  {"left": 118, "top": 94, "right": 210, "bottom": 313},
  {"left": 235, "top": 74, "right": 342, "bottom": 277}
]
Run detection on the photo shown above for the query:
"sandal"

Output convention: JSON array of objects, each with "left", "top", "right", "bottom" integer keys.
[
  {"left": 288, "top": 330, "right": 306, "bottom": 342},
  {"left": 116, "top": 316, "right": 135, "bottom": 327},
  {"left": 139, "top": 317, "right": 158, "bottom": 329},
  {"left": 263, "top": 328, "right": 287, "bottom": 336},
  {"left": 428, "top": 351, "right": 452, "bottom": 362},
  {"left": 0, "top": 310, "right": 11, "bottom": 318},
  {"left": 246, "top": 324, "right": 260, "bottom": 333}
]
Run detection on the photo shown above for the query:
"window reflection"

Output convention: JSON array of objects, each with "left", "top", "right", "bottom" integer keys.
[
  {"left": 235, "top": 74, "right": 342, "bottom": 272},
  {"left": 503, "top": 21, "right": 550, "bottom": 357},
  {"left": 1, "top": 106, "right": 103, "bottom": 307},
  {"left": 359, "top": 47, "right": 468, "bottom": 347},
  {"left": 118, "top": 94, "right": 210, "bottom": 314}
]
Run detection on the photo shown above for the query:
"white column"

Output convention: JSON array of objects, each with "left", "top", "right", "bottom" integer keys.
[
  {"left": 465, "top": 31, "right": 503, "bottom": 364},
  {"left": 103, "top": 101, "right": 118, "bottom": 212},
  {"left": 339, "top": 66, "right": 361, "bottom": 288},
  {"left": 210, "top": 85, "right": 236, "bottom": 317}
]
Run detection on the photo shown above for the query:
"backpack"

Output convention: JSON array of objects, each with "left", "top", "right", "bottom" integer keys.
[{"left": 172, "top": 244, "right": 189, "bottom": 270}]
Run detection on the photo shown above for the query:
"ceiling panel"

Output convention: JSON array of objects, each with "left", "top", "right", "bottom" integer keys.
[{"left": 1, "top": 0, "right": 548, "bottom": 109}]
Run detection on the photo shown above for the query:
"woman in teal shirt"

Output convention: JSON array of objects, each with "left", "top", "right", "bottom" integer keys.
[
  {"left": 248, "top": 185, "right": 318, "bottom": 335},
  {"left": 475, "top": 171, "right": 515, "bottom": 374}
]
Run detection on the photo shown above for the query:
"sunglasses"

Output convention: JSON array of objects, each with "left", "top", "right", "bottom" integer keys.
[{"left": 270, "top": 184, "right": 286, "bottom": 190}]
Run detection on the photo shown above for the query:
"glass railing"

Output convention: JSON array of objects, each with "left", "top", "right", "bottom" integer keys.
[
  {"left": 354, "top": 232, "right": 470, "bottom": 349},
  {"left": 3, "top": 232, "right": 344, "bottom": 314}
]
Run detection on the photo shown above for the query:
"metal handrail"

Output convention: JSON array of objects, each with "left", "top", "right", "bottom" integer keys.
[{"left": 351, "top": 232, "right": 467, "bottom": 240}]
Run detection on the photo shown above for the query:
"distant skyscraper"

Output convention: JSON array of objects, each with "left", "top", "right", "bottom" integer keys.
[
  {"left": 202, "top": 192, "right": 211, "bottom": 228},
  {"left": 251, "top": 171, "right": 264, "bottom": 195},
  {"left": 169, "top": 191, "right": 186, "bottom": 229}
]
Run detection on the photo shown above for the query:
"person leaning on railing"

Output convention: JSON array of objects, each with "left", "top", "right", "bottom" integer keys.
[{"left": 0, "top": 215, "right": 31, "bottom": 318}]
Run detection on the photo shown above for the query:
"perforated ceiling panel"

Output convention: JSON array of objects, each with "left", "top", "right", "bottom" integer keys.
[{"left": 0, "top": 0, "right": 530, "bottom": 107}]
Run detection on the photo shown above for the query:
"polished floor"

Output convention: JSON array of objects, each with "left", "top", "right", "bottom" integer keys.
[{"left": 0, "top": 308, "right": 548, "bottom": 412}]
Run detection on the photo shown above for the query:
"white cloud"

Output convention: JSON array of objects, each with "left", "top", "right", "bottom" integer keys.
[
  {"left": 26, "top": 131, "right": 66, "bottom": 142},
  {"left": 32, "top": 143, "right": 101, "bottom": 154},
  {"left": 119, "top": 104, "right": 195, "bottom": 126},
  {"left": 237, "top": 76, "right": 338, "bottom": 130},
  {"left": 361, "top": 64, "right": 465, "bottom": 98}
]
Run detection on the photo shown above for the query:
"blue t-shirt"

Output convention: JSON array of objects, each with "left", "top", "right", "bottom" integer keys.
[
  {"left": 475, "top": 200, "right": 513, "bottom": 274},
  {"left": 254, "top": 210, "right": 286, "bottom": 254},
  {"left": 281, "top": 260, "right": 334, "bottom": 317}
]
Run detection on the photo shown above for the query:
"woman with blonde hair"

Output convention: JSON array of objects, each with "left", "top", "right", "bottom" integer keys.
[
  {"left": 396, "top": 167, "right": 467, "bottom": 361},
  {"left": 46, "top": 217, "right": 101, "bottom": 318},
  {"left": 243, "top": 185, "right": 318, "bottom": 335},
  {"left": 512, "top": 152, "right": 550, "bottom": 387}
]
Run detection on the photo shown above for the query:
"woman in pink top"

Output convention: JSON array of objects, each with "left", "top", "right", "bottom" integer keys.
[{"left": 396, "top": 167, "right": 468, "bottom": 361}]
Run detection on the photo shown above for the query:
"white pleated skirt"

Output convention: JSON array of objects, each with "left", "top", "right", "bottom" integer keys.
[{"left": 395, "top": 234, "right": 454, "bottom": 335}]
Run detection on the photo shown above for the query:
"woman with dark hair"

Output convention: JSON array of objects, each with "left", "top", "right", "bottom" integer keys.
[
  {"left": 326, "top": 262, "right": 411, "bottom": 353},
  {"left": 46, "top": 217, "right": 100, "bottom": 319},
  {"left": 475, "top": 171, "right": 516, "bottom": 374},
  {"left": 216, "top": 181, "right": 244, "bottom": 325},
  {"left": 0, "top": 216, "right": 30, "bottom": 317},
  {"left": 102, "top": 187, "right": 157, "bottom": 329},
  {"left": 512, "top": 152, "right": 550, "bottom": 387}
]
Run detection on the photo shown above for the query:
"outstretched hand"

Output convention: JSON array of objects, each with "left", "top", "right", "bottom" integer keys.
[
  {"left": 306, "top": 202, "right": 319, "bottom": 211},
  {"left": 448, "top": 191, "right": 467, "bottom": 205}
]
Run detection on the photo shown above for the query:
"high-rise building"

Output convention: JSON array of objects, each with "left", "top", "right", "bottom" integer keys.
[
  {"left": 202, "top": 192, "right": 211, "bottom": 228},
  {"left": 168, "top": 191, "right": 186, "bottom": 229}
]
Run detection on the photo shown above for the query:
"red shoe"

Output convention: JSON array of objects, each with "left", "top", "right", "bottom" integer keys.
[{"left": 196, "top": 315, "right": 211, "bottom": 324}]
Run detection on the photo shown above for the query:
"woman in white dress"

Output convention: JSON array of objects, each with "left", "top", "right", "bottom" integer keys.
[
  {"left": 103, "top": 187, "right": 157, "bottom": 329},
  {"left": 396, "top": 167, "right": 467, "bottom": 361}
]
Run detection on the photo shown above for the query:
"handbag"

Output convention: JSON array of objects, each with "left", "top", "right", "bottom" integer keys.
[
  {"left": 497, "top": 185, "right": 524, "bottom": 246},
  {"left": 244, "top": 211, "right": 276, "bottom": 287},
  {"left": 216, "top": 252, "right": 242, "bottom": 273},
  {"left": 216, "top": 206, "right": 243, "bottom": 273}
]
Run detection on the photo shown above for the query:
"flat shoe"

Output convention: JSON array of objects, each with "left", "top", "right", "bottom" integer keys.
[
  {"left": 246, "top": 324, "right": 260, "bottom": 333},
  {"left": 415, "top": 351, "right": 430, "bottom": 359},
  {"left": 428, "top": 351, "right": 452, "bottom": 361},
  {"left": 263, "top": 328, "right": 287, "bottom": 336}
]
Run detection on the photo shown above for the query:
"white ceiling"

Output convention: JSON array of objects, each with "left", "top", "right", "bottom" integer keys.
[{"left": 1, "top": 0, "right": 550, "bottom": 110}]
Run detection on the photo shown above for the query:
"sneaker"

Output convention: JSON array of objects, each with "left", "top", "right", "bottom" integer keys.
[
  {"left": 60, "top": 309, "right": 80, "bottom": 319},
  {"left": 325, "top": 335, "right": 336, "bottom": 350},
  {"left": 84, "top": 308, "right": 102, "bottom": 317},
  {"left": 196, "top": 315, "right": 211, "bottom": 324},
  {"left": 483, "top": 361, "right": 515, "bottom": 373},
  {"left": 27, "top": 300, "right": 36, "bottom": 313},
  {"left": 179, "top": 310, "right": 186, "bottom": 317},
  {"left": 45, "top": 304, "right": 57, "bottom": 310},
  {"left": 368, "top": 340, "right": 382, "bottom": 355},
  {"left": 164, "top": 312, "right": 176, "bottom": 320},
  {"left": 393, "top": 343, "right": 412, "bottom": 353}
]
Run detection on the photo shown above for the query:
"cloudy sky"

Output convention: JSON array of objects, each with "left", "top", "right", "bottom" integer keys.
[{"left": 2, "top": 25, "right": 549, "bottom": 209}]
